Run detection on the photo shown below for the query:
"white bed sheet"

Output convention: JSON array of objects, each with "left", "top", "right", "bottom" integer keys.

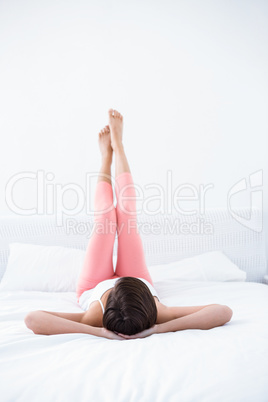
[{"left": 0, "top": 281, "right": 268, "bottom": 402}]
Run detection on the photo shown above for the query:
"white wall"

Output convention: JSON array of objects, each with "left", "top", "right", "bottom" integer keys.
[{"left": 0, "top": 0, "right": 267, "bottom": 254}]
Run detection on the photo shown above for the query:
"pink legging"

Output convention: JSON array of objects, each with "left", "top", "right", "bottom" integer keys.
[{"left": 76, "top": 172, "right": 153, "bottom": 302}]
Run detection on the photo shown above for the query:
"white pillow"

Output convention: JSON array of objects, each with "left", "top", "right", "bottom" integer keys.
[
  {"left": 0, "top": 243, "right": 86, "bottom": 292},
  {"left": 148, "top": 251, "right": 247, "bottom": 282}
]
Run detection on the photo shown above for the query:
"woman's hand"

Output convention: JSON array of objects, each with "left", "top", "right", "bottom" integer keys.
[
  {"left": 100, "top": 327, "right": 126, "bottom": 340},
  {"left": 117, "top": 325, "right": 158, "bottom": 340}
]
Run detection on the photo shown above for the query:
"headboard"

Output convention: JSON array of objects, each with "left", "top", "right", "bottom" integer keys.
[{"left": 0, "top": 208, "right": 266, "bottom": 283}]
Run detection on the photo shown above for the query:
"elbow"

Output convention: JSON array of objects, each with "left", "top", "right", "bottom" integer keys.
[
  {"left": 24, "top": 311, "right": 41, "bottom": 334},
  {"left": 219, "top": 305, "right": 233, "bottom": 326},
  {"left": 205, "top": 305, "right": 233, "bottom": 330}
]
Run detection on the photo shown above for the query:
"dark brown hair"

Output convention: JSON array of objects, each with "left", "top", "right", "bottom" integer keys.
[{"left": 102, "top": 277, "right": 157, "bottom": 335}]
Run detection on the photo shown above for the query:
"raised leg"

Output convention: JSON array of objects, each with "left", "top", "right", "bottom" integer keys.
[
  {"left": 108, "top": 109, "right": 154, "bottom": 285},
  {"left": 76, "top": 126, "right": 117, "bottom": 301}
]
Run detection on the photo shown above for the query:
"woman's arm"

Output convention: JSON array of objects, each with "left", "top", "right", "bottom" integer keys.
[
  {"left": 120, "top": 304, "right": 233, "bottom": 339},
  {"left": 155, "top": 300, "right": 214, "bottom": 324},
  {"left": 156, "top": 304, "right": 233, "bottom": 333},
  {"left": 24, "top": 311, "right": 123, "bottom": 340},
  {"left": 36, "top": 311, "right": 86, "bottom": 322}
]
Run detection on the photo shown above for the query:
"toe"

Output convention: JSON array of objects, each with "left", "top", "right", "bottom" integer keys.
[{"left": 108, "top": 109, "right": 114, "bottom": 117}]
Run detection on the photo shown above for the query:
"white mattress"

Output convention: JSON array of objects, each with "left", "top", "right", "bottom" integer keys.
[{"left": 1, "top": 281, "right": 268, "bottom": 402}]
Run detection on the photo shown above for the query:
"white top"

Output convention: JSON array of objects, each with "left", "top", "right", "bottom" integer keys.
[{"left": 78, "top": 277, "right": 159, "bottom": 313}]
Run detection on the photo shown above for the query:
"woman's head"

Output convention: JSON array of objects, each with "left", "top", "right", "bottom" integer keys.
[{"left": 102, "top": 277, "right": 157, "bottom": 335}]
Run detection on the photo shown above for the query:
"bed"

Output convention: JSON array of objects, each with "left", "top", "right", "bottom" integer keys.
[{"left": 0, "top": 208, "right": 268, "bottom": 402}]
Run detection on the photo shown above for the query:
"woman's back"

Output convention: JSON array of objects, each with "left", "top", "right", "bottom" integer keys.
[{"left": 79, "top": 277, "right": 159, "bottom": 313}]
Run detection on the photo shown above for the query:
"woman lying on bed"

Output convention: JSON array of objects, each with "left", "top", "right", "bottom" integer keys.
[{"left": 24, "top": 109, "right": 233, "bottom": 340}]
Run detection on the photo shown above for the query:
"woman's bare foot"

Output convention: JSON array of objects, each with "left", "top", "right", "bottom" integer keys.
[
  {"left": 108, "top": 109, "right": 123, "bottom": 152},
  {"left": 98, "top": 125, "right": 113, "bottom": 162}
]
